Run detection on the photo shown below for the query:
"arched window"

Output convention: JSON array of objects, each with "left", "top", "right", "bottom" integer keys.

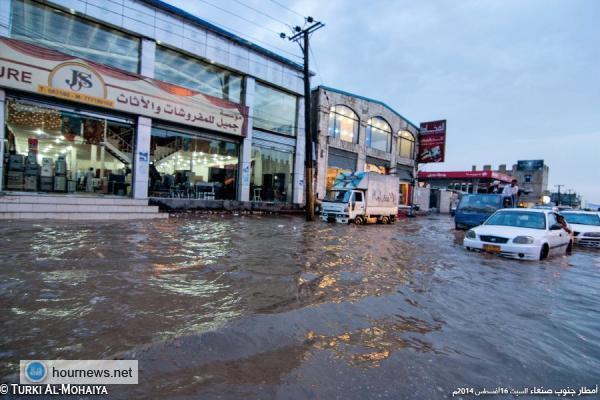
[
  {"left": 328, "top": 105, "right": 359, "bottom": 143},
  {"left": 366, "top": 117, "right": 392, "bottom": 152},
  {"left": 398, "top": 130, "right": 415, "bottom": 159}
]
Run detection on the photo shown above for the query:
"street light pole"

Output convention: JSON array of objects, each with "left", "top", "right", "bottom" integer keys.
[
  {"left": 555, "top": 184, "right": 564, "bottom": 206},
  {"left": 287, "top": 21, "right": 324, "bottom": 221}
]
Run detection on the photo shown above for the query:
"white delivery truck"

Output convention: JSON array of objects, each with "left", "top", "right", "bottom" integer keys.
[{"left": 320, "top": 172, "right": 399, "bottom": 225}]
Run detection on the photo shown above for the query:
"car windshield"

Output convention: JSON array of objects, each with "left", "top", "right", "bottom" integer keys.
[
  {"left": 457, "top": 195, "right": 501, "bottom": 212},
  {"left": 325, "top": 190, "right": 351, "bottom": 203},
  {"left": 485, "top": 211, "right": 546, "bottom": 230},
  {"left": 563, "top": 213, "right": 600, "bottom": 226}
]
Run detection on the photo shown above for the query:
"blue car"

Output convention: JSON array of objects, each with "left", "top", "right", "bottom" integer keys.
[{"left": 454, "top": 194, "right": 512, "bottom": 230}]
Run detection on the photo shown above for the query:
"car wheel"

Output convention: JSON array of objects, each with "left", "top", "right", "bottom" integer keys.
[
  {"left": 381, "top": 216, "right": 390, "bottom": 224},
  {"left": 354, "top": 216, "right": 363, "bottom": 225},
  {"left": 566, "top": 241, "right": 573, "bottom": 255},
  {"left": 539, "top": 244, "right": 549, "bottom": 260}
]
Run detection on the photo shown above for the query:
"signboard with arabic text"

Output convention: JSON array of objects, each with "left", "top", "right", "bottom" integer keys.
[
  {"left": 0, "top": 37, "right": 248, "bottom": 137},
  {"left": 418, "top": 120, "right": 446, "bottom": 163}
]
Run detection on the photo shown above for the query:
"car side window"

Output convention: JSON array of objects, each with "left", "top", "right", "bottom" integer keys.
[
  {"left": 354, "top": 192, "right": 363, "bottom": 202},
  {"left": 548, "top": 213, "right": 558, "bottom": 228}
]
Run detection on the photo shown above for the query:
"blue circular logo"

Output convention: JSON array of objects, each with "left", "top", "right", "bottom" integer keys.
[{"left": 25, "top": 361, "right": 47, "bottom": 383}]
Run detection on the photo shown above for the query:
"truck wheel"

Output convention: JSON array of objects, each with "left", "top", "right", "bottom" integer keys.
[
  {"left": 381, "top": 216, "right": 390, "bottom": 224},
  {"left": 354, "top": 216, "right": 364, "bottom": 225}
]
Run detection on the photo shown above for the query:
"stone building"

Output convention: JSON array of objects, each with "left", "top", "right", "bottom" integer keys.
[{"left": 312, "top": 86, "right": 419, "bottom": 205}]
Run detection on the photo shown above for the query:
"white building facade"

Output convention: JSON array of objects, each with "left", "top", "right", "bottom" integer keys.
[{"left": 0, "top": 0, "right": 306, "bottom": 205}]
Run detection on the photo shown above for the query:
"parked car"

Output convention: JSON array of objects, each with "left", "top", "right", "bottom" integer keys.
[
  {"left": 454, "top": 194, "right": 512, "bottom": 230},
  {"left": 561, "top": 211, "right": 600, "bottom": 248},
  {"left": 463, "top": 209, "right": 572, "bottom": 260}
]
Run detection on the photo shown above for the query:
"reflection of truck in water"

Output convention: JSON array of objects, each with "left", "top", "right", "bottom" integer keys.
[
  {"left": 320, "top": 172, "right": 399, "bottom": 225},
  {"left": 454, "top": 194, "right": 513, "bottom": 230}
]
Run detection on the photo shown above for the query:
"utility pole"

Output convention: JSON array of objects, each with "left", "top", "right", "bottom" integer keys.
[
  {"left": 285, "top": 19, "right": 324, "bottom": 221},
  {"left": 555, "top": 184, "right": 564, "bottom": 206}
]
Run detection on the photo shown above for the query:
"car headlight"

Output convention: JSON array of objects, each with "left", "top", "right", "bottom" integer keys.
[
  {"left": 465, "top": 230, "right": 476, "bottom": 239},
  {"left": 583, "top": 232, "right": 600, "bottom": 237},
  {"left": 513, "top": 236, "right": 534, "bottom": 244}
]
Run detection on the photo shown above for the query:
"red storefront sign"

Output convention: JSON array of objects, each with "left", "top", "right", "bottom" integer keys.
[
  {"left": 418, "top": 170, "right": 513, "bottom": 183},
  {"left": 418, "top": 120, "right": 446, "bottom": 163}
]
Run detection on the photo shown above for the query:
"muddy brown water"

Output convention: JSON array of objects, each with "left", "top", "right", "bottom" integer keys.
[{"left": 1, "top": 215, "right": 599, "bottom": 399}]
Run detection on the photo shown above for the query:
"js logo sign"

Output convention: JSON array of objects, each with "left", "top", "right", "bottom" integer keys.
[
  {"left": 65, "top": 69, "right": 93, "bottom": 91},
  {"left": 47, "top": 61, "right": 107, "bottom": 99}
]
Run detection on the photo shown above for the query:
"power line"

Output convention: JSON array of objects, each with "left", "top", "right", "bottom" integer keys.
[
  {"left": 229, "top": 0, "right": 293, "bottom": 29},
  {"left": 195, "top": 0, "right": 283, "bottom": 36},
  {"left": 268, "top": 0, "right": 306, "bottom": 20}
]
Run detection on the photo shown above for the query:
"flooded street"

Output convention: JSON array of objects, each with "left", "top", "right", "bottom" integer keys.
[{"left": 1, "top": 214, "right": 600, "bottom": 399}]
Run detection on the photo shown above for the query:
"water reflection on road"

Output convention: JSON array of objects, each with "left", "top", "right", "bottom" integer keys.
[{"left": 1, "top": 215, "right": 600, "bottom": 399}]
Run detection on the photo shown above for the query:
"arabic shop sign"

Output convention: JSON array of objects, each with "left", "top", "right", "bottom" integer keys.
[
  {"left": 0, "top": 37, "right": 248, "bottom": 137},
  {"left": 418, "top": 120, "right": 446, "bottom": 163}
]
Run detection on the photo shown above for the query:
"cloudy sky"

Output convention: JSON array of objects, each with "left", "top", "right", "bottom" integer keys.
[{"left": 166, "top": 0, "right": 600, "bottom": 204}]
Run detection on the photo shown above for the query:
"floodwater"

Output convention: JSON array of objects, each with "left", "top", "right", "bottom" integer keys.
[{"left": 1, "top": 214, "right": 600, "bottom": 399}]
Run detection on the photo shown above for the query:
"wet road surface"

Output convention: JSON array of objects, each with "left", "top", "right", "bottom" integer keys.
[{"left": 1, "top": 215, "right": 600, "bottom": 399}]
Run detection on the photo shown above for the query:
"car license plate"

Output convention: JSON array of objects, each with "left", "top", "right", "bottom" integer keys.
[{"left": 483, "top": 244, "right": 501, "bottom": 254}]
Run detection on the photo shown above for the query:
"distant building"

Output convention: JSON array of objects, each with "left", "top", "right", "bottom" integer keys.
[
  {"left": 419, "top": 160, "right": 550, "bottom": 205},
  {"left": 551, "top": 192, "right": 581, "bottom": 208},
  {"left": 510, "top": 160, "right": 549, "bottom": 204},
  {"left": 312, "top": 86, "right": 419, "bottom": 205}
]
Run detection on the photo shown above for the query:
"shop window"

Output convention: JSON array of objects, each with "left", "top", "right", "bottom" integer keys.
[
  {"left": 328, "top": 105, "right": 359, "bottom": 143},
  {"left": 154, "top": 46, "right": 242, "bottom": 103},
  {"left": 149, "top": 127, "right": 239, "bottom": 200},
  {"left": 250, "top": 146, "right": 293, "bottom": 203},
  {"left": 4, "top": 99, "right": 134, "bottom": 196},
  {"left": 253, "top": 84, "right": 297, "bottom": 136},
  {"left": 366, "top": 117, "right": 392, "bottom": 152},
  {"left": 364, "top": 163, "right": 389, "bottom": 175},
  {"left": 400, "top": 183, "right": 410, "bottom": 205},
  {"left": 398, "top": 130, "right": 415, "bottom": 159},
  {"left": 11, "top": 0, "right": 140, "bottom": 73}
]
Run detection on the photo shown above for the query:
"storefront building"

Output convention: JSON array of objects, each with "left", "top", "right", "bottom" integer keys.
[
  {"left": 0, "top": 0, "right": 306, "bottom": 204},
  {"left": 312, "top": 86, "right": 419, "bottom": 205}
]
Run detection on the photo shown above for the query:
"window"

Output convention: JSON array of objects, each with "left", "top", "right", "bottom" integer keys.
[
  {"left": 547, "top": 213, "right": 560, "bottom": 229},
  {"left": 354, "top": 192, "right": 363, "bottom": 202},
  {"left": 11, "top": 0, "right": 140, "bottom": 73},
  {"left": 366, "top": 117, "right": 392, "bottom": 152},
  {"left": 250, "top": 146, "right": 293, "bottom": 203},
  {"left": 398, "top": 130, "right": 415, "bottom": 159},
  {"left": 149, "top": 127, "right": 239, "bottom": 200},
  {"left": 328, "top": 105, "right": 359, "bottom": 143},
  {"left": 154, "top": 46, "right": 242, "bottom": 103},
  {"left": 253, "top": 84, "right": 297, "bottom": 136},
  {"left": 4, "top": 99, "right": 135, "bottom": 196},
  {"left": 524, "top": 174, "right": 532, "bottom": 183}
]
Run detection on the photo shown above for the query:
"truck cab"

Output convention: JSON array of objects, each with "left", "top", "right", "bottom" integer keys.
[
  {"left": 454, "top": 194, "right": 513, "bottom": 230},
  {"left": 321, "top": 189, "right": 365, "bottom": 224}
]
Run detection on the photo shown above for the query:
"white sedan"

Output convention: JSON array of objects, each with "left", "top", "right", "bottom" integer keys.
[
  {"left": 561, "top": 211, "right": 600, "bottom": 248},
  {"left": 463, "top": 209, "right": 572, "bottom": 260}
]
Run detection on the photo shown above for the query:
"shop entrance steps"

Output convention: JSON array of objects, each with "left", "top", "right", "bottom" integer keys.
[{"left": 0, "top": 194, "right": 168, "bottom": 220}]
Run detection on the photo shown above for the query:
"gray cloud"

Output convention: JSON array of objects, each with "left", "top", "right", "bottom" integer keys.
[{"left": 167, "top": 0, "right": 600, "bottom": 204}]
